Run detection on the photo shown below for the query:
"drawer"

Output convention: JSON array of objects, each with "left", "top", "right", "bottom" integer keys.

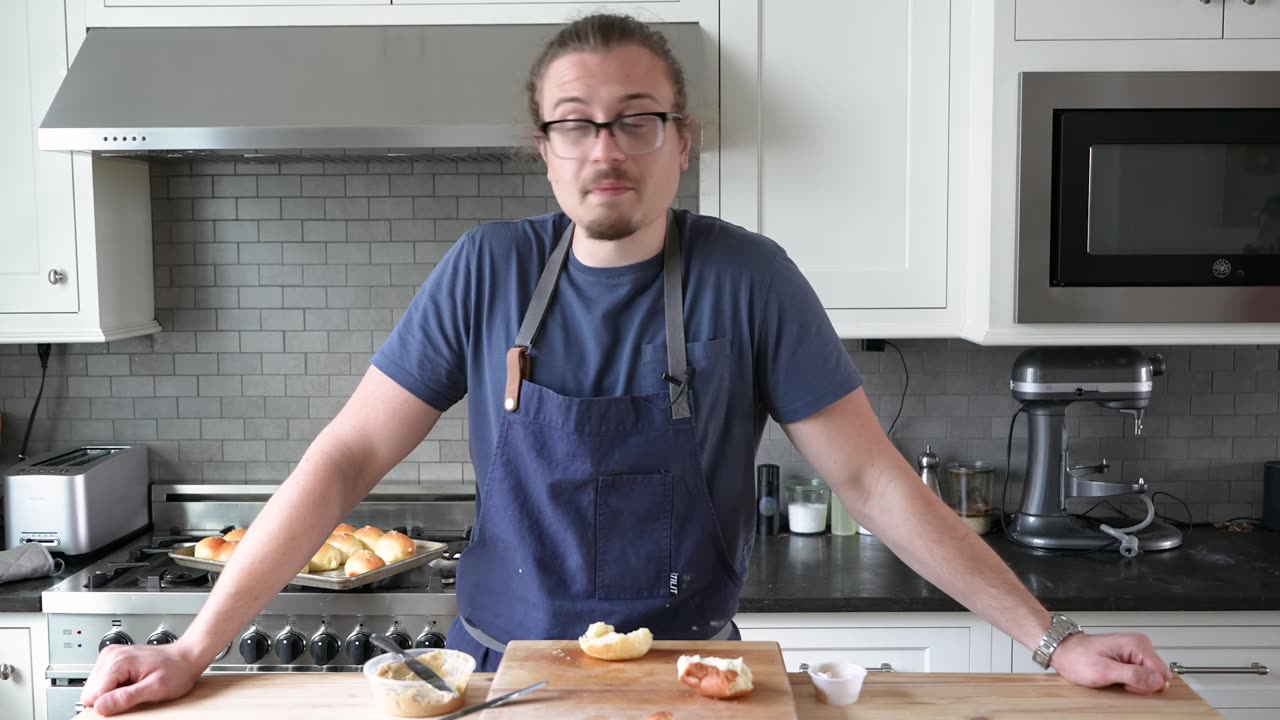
[
  {"left": 739, "top": 626, "right": 971, "bottom": 673},
  {"left": 1011, "top": 624, "right": 1280, "bottom": 709}
]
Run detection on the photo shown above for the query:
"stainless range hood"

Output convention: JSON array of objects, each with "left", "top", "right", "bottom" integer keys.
[{"left": 39, "top": 24, "right": 704, "bottom": 161}]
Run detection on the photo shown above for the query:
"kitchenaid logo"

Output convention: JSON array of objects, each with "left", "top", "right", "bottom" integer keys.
[
  {"left": 669, "top": 573, "right": 679, "bottom": 595},
  {"left": 1212, "top": 259, "right": 1232, "bottom": 279}
]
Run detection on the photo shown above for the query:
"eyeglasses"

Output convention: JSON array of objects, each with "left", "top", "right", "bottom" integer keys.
[{"left": 538, "top": 112, "right": 684, "bottom": 160}]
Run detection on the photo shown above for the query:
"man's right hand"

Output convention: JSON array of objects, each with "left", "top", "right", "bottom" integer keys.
[{"left": 80, "top": 642, "right": 204, "bottom": 716}]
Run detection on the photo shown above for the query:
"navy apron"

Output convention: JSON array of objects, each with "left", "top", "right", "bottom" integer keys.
[{"left": 445, "top": 211, "right": 743, "bottom": 672}]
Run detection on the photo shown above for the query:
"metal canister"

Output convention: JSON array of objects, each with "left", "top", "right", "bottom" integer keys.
[
  {"left": 755, "top": 464, "right": 782, "bottom": 536},
  {"left": 918, "top": 445, "right": 942, "bottom": 498}
]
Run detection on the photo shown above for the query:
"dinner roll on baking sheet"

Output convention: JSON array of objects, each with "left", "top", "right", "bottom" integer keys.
[
  {"left": 374, "top": 530, "right": 415, "bottom": 564},
  {"left": 222, "top": 527, "right": 247, "bottom": 543},
  {"left": 194, "top": 537, "right": 226, "bottom": 560},
  {"left": 345, "top": 549, "right": 387, "bottom": 576},
  {"left": 354, "top": 525, "right": 384, "bottom": 551},
  {"left": 333, "top": 523, "right": 357, "bottom": 535},
  {"left": 310, "top": 542, "right": 343, "bottom": 572},
  {"left": 213, "top": 541, "right": 239, "bottom": 563},
  {"left": 326, "top": 532, "right": 363, "bottom": 561}
]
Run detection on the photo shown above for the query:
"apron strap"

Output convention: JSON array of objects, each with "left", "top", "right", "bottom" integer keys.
[
  {"left": 459, "top": 614, "right": 735, "bottom": 655},
  {"left": 661, "top": 211, "right": 691, "bottom": 420},
  {"left": 505, "top": 211, "right": 689, "bottom": 420}
]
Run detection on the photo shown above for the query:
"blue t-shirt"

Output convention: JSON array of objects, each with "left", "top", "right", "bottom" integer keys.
[{"left": 372, "top": 209, "right": 862, "bottom": 573}]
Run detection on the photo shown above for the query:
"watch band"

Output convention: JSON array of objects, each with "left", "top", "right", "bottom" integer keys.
[{"left": 1032, "top": 613, "right": 1083, "bottom": 670}]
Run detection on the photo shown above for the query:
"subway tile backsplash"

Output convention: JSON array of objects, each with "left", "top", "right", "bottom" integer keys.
[{"left": 0, "top": 157, "right": 1274, "bottom": 523}]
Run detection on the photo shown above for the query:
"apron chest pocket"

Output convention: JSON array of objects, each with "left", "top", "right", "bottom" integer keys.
[{"left": 596, "top": 473, "right": 674, "bottom": 600}]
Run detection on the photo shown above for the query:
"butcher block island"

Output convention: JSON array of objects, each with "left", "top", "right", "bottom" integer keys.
[{"left": 77, "top": 640, "right": 1221, "bottom": 719}]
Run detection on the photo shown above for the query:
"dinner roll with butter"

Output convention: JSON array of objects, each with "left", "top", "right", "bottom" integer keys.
[
  {"left": 326, "top": 532, "right": 363, "bottom": 561},
  {"left": 194, "top": 537, "right": 226, "bottom": 560},
  {"left": 373, "top": 530, "right": 415, "bottom": 564},
  {"left": 222, "top": 527, "right": 247, "bottom": 543},
  {"left": 309, "top": 542, "right": 343, "bottom": 572},
  {"left": 213, "top": 540, "right": 239, "bottom": 563},
  {"left": 353, "top": 525, "right": 384, "bottom": 551},
  {"left": 677, "top": 655, "right": 754, "bottom": 699},
  {"left": 344, "top": 549, "right": 386, "bottom": 577},
  {"left": 578, "top": 622, "right": 653, "bottom": 661}
]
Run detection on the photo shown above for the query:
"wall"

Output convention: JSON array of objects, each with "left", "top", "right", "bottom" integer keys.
[{"left": 0, "top": 156, "right": 1272, "bottom": 523}]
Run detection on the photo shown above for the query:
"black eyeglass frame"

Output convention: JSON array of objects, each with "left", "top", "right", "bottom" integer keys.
[{"left": 536, "top": 112, "right": 686, "bottom": 146}]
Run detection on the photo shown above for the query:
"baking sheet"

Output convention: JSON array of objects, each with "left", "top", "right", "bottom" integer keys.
[{"left": 169, "top": 538, "right": 447, "bottom": 591}]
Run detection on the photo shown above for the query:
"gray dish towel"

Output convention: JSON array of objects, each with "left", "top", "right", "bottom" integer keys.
[{"left": 0, "top": 543, "right": 65, "bottom": 585}]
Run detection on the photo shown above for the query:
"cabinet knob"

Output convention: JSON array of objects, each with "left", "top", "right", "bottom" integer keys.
[
  {"left": 1243, "top": 0, "right": 1257, "bottom": 5},
  {"left": 0, "top": 663, "right": 13, "bottom": 680},
  {"left": 48, "top": 269, "right": 65, "bottom": 285}
]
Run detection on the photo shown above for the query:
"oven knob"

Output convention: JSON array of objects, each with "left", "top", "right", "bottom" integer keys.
[
  {"left": 98, "top": 631, "right": 133, "bottom": 651},
  {"left": 146, "top": 630, "right": 177, "bottom": 646},
  {"left": 275, "top": 631, "right": 305, "bottom": 664},
  {"left": 387, "top": 631, "right": 412, "bottom": 652},
  {"left": 345, "top": 632, "right": 374, "bottom": 665},
  {"left": 309, "top": 632, "right": 341, "bottom": 666},
  {"left": 238, "top": 630, "right": 272, "bottom": 664},
  {"left": 414, "top": 631, "right": 446, "bottom": 649}
]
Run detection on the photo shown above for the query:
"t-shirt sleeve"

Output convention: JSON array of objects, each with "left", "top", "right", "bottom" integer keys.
[
  {"left": 755, "top": 246, "right": 864, "bottom": 424},
  {"left": 370, "top": 233, "right": 475, "bottom": 413}
]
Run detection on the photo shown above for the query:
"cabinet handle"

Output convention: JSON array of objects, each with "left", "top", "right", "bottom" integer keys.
[
  {"left": 0, "top": 663, "right": 13, "bottom": 680},
  {"left": 799, "top": 662, "right": 894, "bottom": 673},
  {"left": 1199, "top": 0, "right": 1212, "bottom": 4},
  {"left": 1170, "top": 661, "right": 1268, "bottom": 675},
  {"left": 48, "top": 269, "right": 65, "bottom": 285},
  {"left": 1243, "top": 0, "right": 1257, "bottom": 5}
]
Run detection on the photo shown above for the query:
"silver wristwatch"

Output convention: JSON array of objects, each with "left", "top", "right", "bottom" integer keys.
[{"left": 1032, "top": 613, "right": 1083, "bottom": 669}]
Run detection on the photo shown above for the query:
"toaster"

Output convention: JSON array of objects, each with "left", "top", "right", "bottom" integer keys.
[{"left": 4, "top": 445, "right": 150, "bottom": 555}]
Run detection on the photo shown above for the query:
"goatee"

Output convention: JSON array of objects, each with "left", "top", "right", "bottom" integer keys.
[{"left": 580, "top": 214, "right": 639, "bottom": 241}]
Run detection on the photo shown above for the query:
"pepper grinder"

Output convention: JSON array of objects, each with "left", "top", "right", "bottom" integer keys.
[{"left": 918, "top": 445, "right": 942, "bottom": 498}]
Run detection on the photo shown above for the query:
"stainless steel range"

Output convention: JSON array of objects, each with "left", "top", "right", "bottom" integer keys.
[{"left": 43, "top": 484, "right": 475, "bottom": 720}]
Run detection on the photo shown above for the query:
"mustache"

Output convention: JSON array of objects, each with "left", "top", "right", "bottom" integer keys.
[{"left": 583, "top": 170, "right": 635, "bottom": 190}]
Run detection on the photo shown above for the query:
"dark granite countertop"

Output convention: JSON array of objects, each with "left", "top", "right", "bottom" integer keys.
[
  {"left": 0, "top": 555, "right": 97, "bottom": 613},
  {"left": 738, "top": 526, "right": 1280, "bottom": 613}
]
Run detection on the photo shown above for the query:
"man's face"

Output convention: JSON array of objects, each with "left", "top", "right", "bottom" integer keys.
[{"left": 536, "top": 45, "right": 691, "bottom": 241}]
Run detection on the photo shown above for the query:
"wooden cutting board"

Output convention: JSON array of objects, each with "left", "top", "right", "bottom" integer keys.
[{"left": 480, "top": 640, "right": 797, "bottom": 719}]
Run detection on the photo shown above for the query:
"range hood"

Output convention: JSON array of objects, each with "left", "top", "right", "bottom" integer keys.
[{"left": 39, "top": 23, "right": 704, "bottom": 162}]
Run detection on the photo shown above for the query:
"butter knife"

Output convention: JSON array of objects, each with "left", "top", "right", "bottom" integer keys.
[
  {"left": 369, "top": 633, "right": 455, "bottom": 695},
  {"left": 434, "top": 681, "right": 549, "bottom": 720}
]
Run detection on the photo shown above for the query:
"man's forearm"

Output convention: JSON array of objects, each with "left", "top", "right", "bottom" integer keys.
[
  {"left": 841, "top": 464, "right": 1052, "bottom": 652},
  {"left": 175, "top": 439, "right": 376, "bottom": 666}
]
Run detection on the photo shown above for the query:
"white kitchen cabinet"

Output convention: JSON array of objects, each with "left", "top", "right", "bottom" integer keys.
[
  {"left": 1014, "top": 0, "right": 1225, "bottom": 41},
  {"left": 1, "top": 0, "right": 78, "bottom": 316},
  {"left": 86, "top": 0, "right": 708, "bottom": 26},
  {"left": 1225, "top": 0, "right": 1280, "bottom": 39},
  {"left": 999, "top": 611, "right": 1280, "bottom": 718},
  {"left": 0, "top": 609, "right": 47, "bottom": 717},
  {"left": 0, "top": 1, "right": 160, "bottom": 345},
  {"left": 720, "top": 0, "right": 961, "bottom": 334},
  {"left": 735, "top": 613, "right": 987, "bottom": 673}
]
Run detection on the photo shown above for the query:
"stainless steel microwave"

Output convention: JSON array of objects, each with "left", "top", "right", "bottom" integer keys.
[{"left": 1016, "top": 71, "right": 1280, "bottom": 323}]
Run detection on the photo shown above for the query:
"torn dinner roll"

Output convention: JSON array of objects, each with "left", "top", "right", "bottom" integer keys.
[
  {"left": 578, "top": 622, "right": 654, "bottom": 661},
  {"left": 677, "top": 655, "right": 754, "bottom": 699},
  {"left": 374, "top": 530, "right": 416, "bottom": 565},
  {"left": 345, "top": 549, "right": 387, "bottom": 576},
  {"left": 353, "top": 525, "right": 384, "bottom": 551},
  {"left": 310, "top": 542, "right": 343, "bottom": 572},
  {"left": 194, "top": 537, "right": 226, "bottom": 560}
]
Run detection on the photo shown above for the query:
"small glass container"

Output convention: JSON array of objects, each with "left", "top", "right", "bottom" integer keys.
[
  {"left": 786, "top": 478, "right": 830, "bottom": 535},
  {"left": 830, "top": 493, "right": 859, "bottom": 536},
  {"left": 945, "top": 461, "right": 994, "bottom": 535},
  {"left": 807, "top": 661, "right": 868, "bottom": 705}
]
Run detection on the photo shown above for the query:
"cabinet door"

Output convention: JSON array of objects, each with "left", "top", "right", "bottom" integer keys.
[
  {"left": 0, "top": 628, "right": 35, "bottom": 720},
  {"left": 739, "top": 626, "right": 971, "bottom": 673},
  {"left": 0, "top": 0, "right": 78, "bottom": 314},
  {"left": 1225, "top": 0, "right": 1280, "bottom": 38},
  {"left": 1015, "top": 0, "right": 1225, "bottom": 40},
  {"left": 733, "top": 1, "right": 949, "bottom": 309}
]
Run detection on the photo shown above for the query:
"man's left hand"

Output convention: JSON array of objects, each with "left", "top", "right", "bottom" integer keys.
[{"left": 1049, "top": 632, "right": 1173, "bottom": 694}]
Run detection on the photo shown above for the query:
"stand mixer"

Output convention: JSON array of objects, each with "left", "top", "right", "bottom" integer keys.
[{"left": 1007, "top": 347, "right": 1184, "bottom": 555}]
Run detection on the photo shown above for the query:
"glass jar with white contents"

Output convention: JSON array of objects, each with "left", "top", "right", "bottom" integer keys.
[{"left": 786, "top": 478, "right": 830, "bottom": 535}]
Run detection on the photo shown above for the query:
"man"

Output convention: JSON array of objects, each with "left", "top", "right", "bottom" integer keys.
[{"left": 81, "top": 13, "right": 1172, "bottom": 715}]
